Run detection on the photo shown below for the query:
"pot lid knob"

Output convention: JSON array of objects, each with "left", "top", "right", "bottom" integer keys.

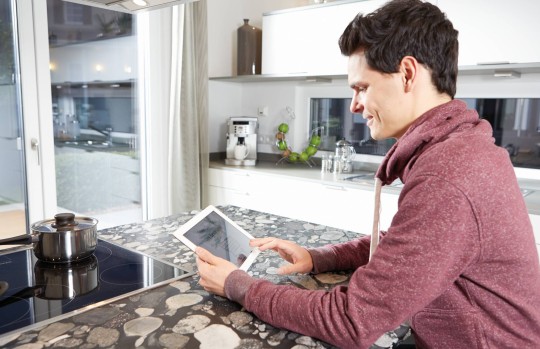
[{"left": 53, "top": 213, "right": 78, "bottom": 228}]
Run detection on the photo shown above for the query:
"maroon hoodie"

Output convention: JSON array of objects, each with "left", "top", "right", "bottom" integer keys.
[{"left": 225, "top": 100, "right": 540, "bottom": 348}]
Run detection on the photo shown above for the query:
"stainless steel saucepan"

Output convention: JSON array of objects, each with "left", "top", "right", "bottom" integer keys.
[{"left": 0, "top": 213, "right": 98, "bottom": 263}]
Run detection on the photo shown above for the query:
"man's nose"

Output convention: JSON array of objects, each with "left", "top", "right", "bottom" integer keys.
[{"left": 350, "top": 97, "right": 363, "bottom": 114}]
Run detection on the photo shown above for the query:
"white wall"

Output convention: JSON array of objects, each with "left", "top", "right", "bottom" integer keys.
[{"left": 207, "top": 0, "right": 309, "bottom": 78}]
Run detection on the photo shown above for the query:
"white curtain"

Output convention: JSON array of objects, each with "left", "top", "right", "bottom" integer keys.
[
  {"left": 140, "top": 0, "right": 209, "bottom": 219},
  {"left": 168, "top": 0, "right": 209, "bottom": 213}
]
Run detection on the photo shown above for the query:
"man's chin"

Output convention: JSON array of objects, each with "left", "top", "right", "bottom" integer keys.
[{"left": 370, "top": 132, "right": 382, "bottom": 141}]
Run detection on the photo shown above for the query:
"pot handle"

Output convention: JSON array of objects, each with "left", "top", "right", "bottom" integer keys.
[{"left": 0, "top": 234, "right": 35, "bottom": 246}]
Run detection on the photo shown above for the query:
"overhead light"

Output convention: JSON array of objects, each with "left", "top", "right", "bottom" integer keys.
[{"left": 62, "top": 0, "right": 199, "bottom": 14}]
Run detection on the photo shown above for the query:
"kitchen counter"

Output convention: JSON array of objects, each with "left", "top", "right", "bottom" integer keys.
[
  {"left": 0, "top": 206, "right": 411, "bottom": 349},
  {"left": 210, "top": 160, "right": 540, "bottom": 215}
]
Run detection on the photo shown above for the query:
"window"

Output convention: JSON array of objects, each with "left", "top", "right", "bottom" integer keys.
[
  {"left": 309, "top": 98, "right": 395, "bottom": 156},
  {"left": 461, "top": 98, "right": 540, "bottom": 170}
]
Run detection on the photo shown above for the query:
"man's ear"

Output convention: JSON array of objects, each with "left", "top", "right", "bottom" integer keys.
[{"left": 400, "top": 56, "right": 418, "bottom": 92}]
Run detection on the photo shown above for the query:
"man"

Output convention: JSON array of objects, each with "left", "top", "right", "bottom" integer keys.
[{"left": 196, "top": 0, "right": 540, "bottom": 347}]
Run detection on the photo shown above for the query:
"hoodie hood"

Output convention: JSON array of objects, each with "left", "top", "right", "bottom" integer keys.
[{"left": 375, "top": 99, "right": 493, "bottom": 185}]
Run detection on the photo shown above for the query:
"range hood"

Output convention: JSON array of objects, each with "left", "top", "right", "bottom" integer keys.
[{"left": 63, "top": 0, "right": 199, "bottom": 13}]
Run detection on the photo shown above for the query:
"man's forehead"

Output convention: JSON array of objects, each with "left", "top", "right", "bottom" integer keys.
[{"left": 347, "top": 51, "right": 369, "bottom": 86}]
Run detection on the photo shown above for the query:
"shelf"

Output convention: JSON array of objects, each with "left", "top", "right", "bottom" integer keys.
[
  {"left": 209, "top": 73, "right": 346, "bottom": 83},
  {"left": 210, "top": 63, "right": 540, "bottom": 83},
  {"left": 458, "top": 62, "right": 540, "bottom": 76}
]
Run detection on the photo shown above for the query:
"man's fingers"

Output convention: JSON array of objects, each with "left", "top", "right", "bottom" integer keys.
[{"left": 250, "top": 237, "right": 278, "bottom": 250}]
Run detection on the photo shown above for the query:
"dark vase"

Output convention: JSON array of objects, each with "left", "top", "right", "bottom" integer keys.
[{"left": 237, "top": 19, "right": 262, "bottom": 76}]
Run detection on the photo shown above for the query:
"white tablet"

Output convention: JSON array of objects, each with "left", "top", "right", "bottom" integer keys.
[{"left": 173, "top": 205, "right": 260, "bottom": 271}]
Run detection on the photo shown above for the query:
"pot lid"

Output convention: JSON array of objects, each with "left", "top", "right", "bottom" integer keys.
[{"left": 31, "top": 213, "right": 98, "bottom": 233}]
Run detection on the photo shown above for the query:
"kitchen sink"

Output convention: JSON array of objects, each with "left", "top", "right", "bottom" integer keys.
[
  {"left": 343, "top": 173, "right": 403, "bottom": 187},
  {"left": 342, "top": 172, "right": 376, "bottom": 185}
]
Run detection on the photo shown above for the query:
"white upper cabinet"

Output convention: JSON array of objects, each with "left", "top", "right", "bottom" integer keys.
[
  {"left": 262, "top": 0, "right": 388, "bottom": 76},
  {"left": 261, "top": 0, "right": 540, "bottom": 77},
  {"left": 438, "top": 0, "right": 540, "bottom": 66}
]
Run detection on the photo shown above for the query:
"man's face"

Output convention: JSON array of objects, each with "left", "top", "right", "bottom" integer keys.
[{"left": 348, "top": 51, "right": 412, "bottom": 140}]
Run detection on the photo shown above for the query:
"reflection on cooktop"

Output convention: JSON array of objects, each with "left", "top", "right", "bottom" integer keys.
[{"left": 0, "top": 239, "right": 190, "bottom": 337}]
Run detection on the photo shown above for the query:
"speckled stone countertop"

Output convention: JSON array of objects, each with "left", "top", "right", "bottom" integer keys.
[{"left": 0, "top": 206, "right": 410, "bottom": 349}]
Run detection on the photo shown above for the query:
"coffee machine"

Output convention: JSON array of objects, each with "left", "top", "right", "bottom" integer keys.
[{"left": 225, "top": 117, "right": 258, "bottom": 166}]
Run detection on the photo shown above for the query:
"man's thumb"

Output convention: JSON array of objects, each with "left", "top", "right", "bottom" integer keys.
[{"left": 196, "top": 247, "right": 213, "bottom": 262}]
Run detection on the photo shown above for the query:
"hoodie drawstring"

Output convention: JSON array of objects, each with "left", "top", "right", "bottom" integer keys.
[{"left": 369, "top": 177, "right": 382, "bottom": 261}]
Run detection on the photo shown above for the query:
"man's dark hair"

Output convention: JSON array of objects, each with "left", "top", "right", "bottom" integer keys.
[{"left": 339, "top": 0, "right": 458, "bottom": 97}]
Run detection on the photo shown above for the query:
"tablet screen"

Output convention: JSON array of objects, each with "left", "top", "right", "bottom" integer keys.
[{"left": 182, "top": 211, "right": 253, "bottom": 268}]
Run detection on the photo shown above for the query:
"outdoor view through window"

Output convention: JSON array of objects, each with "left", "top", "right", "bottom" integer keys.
[{"left": 47, "top": 0, "right": 141, "bottom": 228}]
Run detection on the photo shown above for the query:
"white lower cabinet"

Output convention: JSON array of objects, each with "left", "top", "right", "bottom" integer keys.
[
  {"left": 207, "top": 167, "right": 398, "bottom": 234},
  {"left": 528, "top": 214, "right": 540, "bottom": 260},
  {"left": 209, "top": 168, "right": 539, "bottom": 258}
]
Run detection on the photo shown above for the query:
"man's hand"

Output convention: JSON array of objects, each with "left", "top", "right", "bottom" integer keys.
[
  {"left": 196, "top": 247, "right": 238, "bottom": 297},
  {"left": 250, "top": 237, "right": 313, "bottom": 275}
]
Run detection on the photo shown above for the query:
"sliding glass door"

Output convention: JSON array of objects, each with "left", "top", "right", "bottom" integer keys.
[
  {"left": 0, "top": 0, "right": 26, "bottom": 240},
  {"left": 0, "top": 0, "right": 142, "bottom": 244},
  {"left": 46, "top": 0, "right": 142, "bottom": 228}
]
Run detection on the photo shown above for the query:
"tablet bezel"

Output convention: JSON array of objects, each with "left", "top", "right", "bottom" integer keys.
[{"left": 173, "top": 205, "right": 260, "bottom": 271}]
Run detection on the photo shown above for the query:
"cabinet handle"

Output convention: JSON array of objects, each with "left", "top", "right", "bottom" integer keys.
[
  {"left": 323, "top": 184, "right": 346, "bottom": 191},
  {"left": 222, "top": 169, "right": 249, "bottom": 177},
  {"left": 232, "top": 191, "right": 249, "bottom": 196}
]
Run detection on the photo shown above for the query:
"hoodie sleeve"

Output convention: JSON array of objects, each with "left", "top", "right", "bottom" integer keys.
[
  {"left": 307, "top": 233, "right": 372, "bottom": 274},
  {"left": 225, "top": 176, "right": 480, "bottom": 348}
]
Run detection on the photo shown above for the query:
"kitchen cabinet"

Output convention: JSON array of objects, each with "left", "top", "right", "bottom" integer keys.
[
  {"left": 529, "top": 214, "right": 540, "bottom": 258},
  {"left": 208, "top": 166, "right": 540, "bottom": 262},
  {"left": 438, "top": 0, "right": 540, "bottom": 66},
  {"left": 262, "top": 0, "right": 388, "bottom": 76},
  {"left": 207, "top": 167, "right": 398, "bottom": 233},
  {"left": 234, "top": 0, "right": 540, "bottom": 82}
]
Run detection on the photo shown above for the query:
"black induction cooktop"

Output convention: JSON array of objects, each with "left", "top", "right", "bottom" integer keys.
[{"left": 0, "top": 239, "right": 191, "bottom": 337}]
